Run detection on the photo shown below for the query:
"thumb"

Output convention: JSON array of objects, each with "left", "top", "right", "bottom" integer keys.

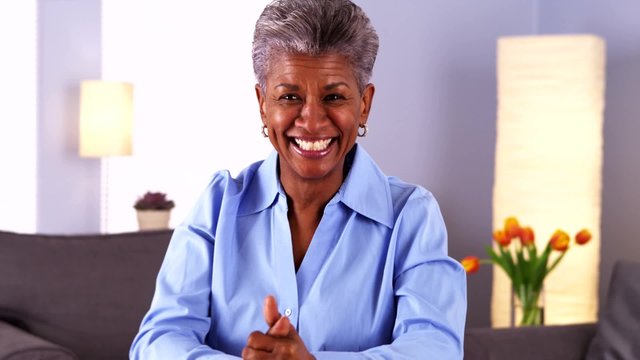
[
  {"left": 268, "top": 314, "right": 291, "bottom": 337},
  {"left": 263, "top": 295, "right": 281, "bottom": 328}
]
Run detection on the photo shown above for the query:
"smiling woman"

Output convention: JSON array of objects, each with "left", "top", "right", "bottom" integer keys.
[{"left": 129, "top": 1, "right": 467, "bottom": 359}]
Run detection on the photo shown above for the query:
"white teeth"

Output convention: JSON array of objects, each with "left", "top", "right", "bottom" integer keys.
[{"left": 294, "top": 138, "right": 332, "bottom": 151}]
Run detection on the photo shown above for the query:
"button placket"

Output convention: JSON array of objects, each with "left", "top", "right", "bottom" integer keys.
[{"left": 272, "top": 193, "right": 300, "bottom": 329}]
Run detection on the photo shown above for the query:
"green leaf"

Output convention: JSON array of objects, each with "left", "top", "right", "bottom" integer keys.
[
  {"left": 531, "top": 243, "right": 552, "bottom": 290},
  {"left": 486, "top": 246, "right": 512, "bottom": 280},
  {"left": 547, "top": 251, "right": 566, "bottom": 275},
  {"left": 528, "top": 244, "right": 538, "bottom": 269},
  {"left": 516, "top": 247, "right": 530, "bottom": 284},
  {"left": 499, "top": 245, "right": 522, "bottom": 290}
]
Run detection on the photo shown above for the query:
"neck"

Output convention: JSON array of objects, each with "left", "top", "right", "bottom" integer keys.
[{"left": 281, "top": 173, "right": 342, "bottom": 213}]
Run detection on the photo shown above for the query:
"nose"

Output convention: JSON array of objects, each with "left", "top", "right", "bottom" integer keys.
[{"left": 296, "top": 98, "right": 327, "bottom": 132}]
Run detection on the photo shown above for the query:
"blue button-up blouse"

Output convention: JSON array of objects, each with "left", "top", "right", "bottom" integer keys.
[{"left": 130, "top": 145, "right": 467, "bottom": 359}]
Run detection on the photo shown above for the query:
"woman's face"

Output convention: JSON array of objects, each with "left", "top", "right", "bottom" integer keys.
[{"left": 256, "top": 53, "right": 374, "bottom": 188}]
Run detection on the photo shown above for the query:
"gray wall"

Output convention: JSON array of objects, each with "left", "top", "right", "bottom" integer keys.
[
  {"left": 37, "top": 0, "right": 102, "bottom": 233},
  {"left": 357, "top": 1, "right": 535, "bottom": 328},
  {"left": 358, "top": 0, "right": 640, "bottom": 328},
  {"left": 34, "top": 0, "right": 640, "bottom": 328}
]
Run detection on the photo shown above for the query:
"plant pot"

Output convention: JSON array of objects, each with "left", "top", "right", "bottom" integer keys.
[{"left": 136, "top": 210, "right": 171, "bottom": 231}]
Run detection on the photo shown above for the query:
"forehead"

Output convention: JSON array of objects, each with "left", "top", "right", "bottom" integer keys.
[{"left": 266, "top": 53, "right": 357, "bottom": 85}]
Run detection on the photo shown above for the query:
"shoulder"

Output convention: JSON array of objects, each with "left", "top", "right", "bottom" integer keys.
[
  {"left": 385, "top": 175, "right": 443, "bottom": 226},
  {"left": 196, "top": 159, "right": 264, "bottom": 207},
  {"left": 182, "top": 159, "right": 267, "bottom": 229},
  {"left": 343, "top": 145, "right": 442, "bottom": 228},
  {"left": 206, "top": 159, "right": 264, "bottom": 197}
]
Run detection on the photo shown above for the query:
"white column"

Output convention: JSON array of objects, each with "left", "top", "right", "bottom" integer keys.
[{"left": 0, "top": 1, "right": 37, "bottom": 233}]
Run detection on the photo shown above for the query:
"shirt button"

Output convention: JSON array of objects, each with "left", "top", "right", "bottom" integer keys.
[{"left": 284, "top": 308, "right": 292, "bottom": 317}]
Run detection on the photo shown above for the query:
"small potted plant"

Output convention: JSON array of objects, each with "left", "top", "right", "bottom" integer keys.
[{"left": 133, "top": 191, "right": 175, "bottom": 231}]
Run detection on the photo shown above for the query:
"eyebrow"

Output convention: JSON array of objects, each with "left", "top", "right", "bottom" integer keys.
[
  {"left": 274, "top": 83, "right": 299, "bottom": 91},
  {"left": 324, "top": 82, "right": 351, "bottom": 91}
]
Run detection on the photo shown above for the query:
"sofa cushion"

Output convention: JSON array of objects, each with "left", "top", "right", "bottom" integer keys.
[
  {"left": 586, "top": 260, "right": 640, "bottom": 360},
  {"left": 464, "top": 323, "right": 597, "bottom": 360},
  {"left": 0, "top": 321, "right": 78, "bottom": 360},
  {"left": 0, "top": 230, "right": 172, "bottom": 360}
]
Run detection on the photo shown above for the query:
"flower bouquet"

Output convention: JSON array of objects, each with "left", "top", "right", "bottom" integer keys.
[{"left": 461, "top": 217, "right": 592, "bottom": 326}]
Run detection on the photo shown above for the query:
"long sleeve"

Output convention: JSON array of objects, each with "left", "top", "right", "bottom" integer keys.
[
  {"left": 129, "top": 173, "right": 242, "bottom": 360},
  {"left": 129, "top": 224, "right": 239, "bottom": 359}
]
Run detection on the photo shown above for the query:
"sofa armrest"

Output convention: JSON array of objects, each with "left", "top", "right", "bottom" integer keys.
[
  {"left": 464, "top": 323, "right": 597, "bottom": 360},
  {"left": 0, "top": 321, "right": 78, "bottom": 360}
]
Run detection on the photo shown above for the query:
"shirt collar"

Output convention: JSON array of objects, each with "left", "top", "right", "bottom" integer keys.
[
  {"left": 239, "top": 145, "right": 394, "bottom": 229},
  {"left": 335, "top": 145, "right": 394, "bottom": 229},
  {"left": 238, "top": 150, "right": 281, "bottom": 216}
]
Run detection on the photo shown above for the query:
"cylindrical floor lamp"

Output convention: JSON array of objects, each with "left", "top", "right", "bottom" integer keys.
[{"left": 492, "top": 35, "right": 605, "bottom": 327}]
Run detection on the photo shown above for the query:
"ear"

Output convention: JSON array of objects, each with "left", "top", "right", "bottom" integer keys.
[
  {"left": 359, "top": 83, "right": 375, "bottom": 125},
  {"left": 255, "top": 84, "right": 267, "bottom": 124}
]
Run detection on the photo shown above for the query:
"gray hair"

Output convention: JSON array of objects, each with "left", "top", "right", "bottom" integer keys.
[{"left": 252, "top": 0, "right": 379, "bottom": 93}]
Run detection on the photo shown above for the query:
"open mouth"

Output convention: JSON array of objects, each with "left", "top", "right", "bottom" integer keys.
[{"left": 293, "top": 138, "right": 334, "bottom": 152}]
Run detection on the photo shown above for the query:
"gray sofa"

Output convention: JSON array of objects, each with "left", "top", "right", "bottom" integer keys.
[
  {"left": 464, "top": 260, "right": 640, "bottom": 360},
  {"left": 0, "top": 230, "right": 172, "bottom": 360}
]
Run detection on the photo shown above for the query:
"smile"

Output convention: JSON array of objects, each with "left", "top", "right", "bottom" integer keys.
[{"left": 293, "top": 138, "right": 333, "bottom": 151}]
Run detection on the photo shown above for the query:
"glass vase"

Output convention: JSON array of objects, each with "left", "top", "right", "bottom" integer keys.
[{"left": 511, "top": 285, "right": 544, "bottom": 327}]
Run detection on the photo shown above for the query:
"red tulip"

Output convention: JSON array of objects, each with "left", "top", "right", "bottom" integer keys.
[
  {"left": 550, "top": 230, "right": 570, "bottom": 252},
  {"left": 575, "top": 229, "right": 592, "bottom": 245},
  {"left": 520, "top": 226, "right": 535, "bottom": 246},
  {"left": 493, "top": 230, "right": 511, "bottom": 247},
  {"left": 461, "top": 256, "right": 480, "bottom": 274},
  {"left": 504, "top": 217, "right": 521, "bottom": 241}
]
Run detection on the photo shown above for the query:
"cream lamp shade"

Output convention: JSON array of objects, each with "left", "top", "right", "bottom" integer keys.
[
  {"left": 492, "top": 35, "right": 605, "bottom": 327},
  {"left": 79, "top": 80, "right": 133, "bottom": 157}
]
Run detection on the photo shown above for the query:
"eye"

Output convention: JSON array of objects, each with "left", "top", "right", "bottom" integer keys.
[
  {"left": 279, "top": 94, "right": 300, "bottom": 101},
  {"left": 324, "top": 94, "right": 345, "bottom": 102}
]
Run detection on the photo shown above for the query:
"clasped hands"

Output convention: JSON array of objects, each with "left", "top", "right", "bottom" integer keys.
[{"left": 241, "top": 295, "right": 316, "bottom": 360}]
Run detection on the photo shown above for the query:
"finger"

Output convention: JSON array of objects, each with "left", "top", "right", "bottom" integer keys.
[
  {"left": 263, "top": 295, "right": 281, "bottom": 328},
  {"left": 246, "top": 331, "right": 275, "bottom": 352},
  {"left": 267, "top": 314, "right": 290, "bottom": 337},
  {"left": 287, "top": 322, "right": 301, "bottom": 340},
  {"left": 241, "top": 346, "right": 271, "bottom": 360}
]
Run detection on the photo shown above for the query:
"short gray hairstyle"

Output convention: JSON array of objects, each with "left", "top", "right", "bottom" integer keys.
[{"left": 252, "top": 0, "right": 379, "bottom": 93}]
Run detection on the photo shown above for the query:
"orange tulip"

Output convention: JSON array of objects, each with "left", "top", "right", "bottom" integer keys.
[
  {"left": 575, "top": 229, "right": 592, "bottom": 245},
  {"left": 461, "top": 256, "right": 480, "bottom": 274},
  {"left": 493, "top": 230, "right": 511, "bottom": 247},
  {"left": 520, "top": 226, "right": 535, "bottom": 246},
  {"left": 550, "top": 230, "right": 570, "bottom": 252},
  {"left": 504, "top": 217, "right": 521, "bottom": 240}
]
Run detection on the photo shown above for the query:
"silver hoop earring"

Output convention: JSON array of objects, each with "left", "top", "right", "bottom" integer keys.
[
  {"left": 357, "top": 124, "right": 368, "bottom": 137},
  {"left": 261, "top": 125, "right": 269, "bottom": 138}
]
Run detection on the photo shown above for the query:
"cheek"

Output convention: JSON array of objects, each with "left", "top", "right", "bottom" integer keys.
[
  {"left": 266, "top": 107, "right": 299, "bottom": 129},
  {"left": 327, "top": 108, "right": 360, "bottom": 131}
]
